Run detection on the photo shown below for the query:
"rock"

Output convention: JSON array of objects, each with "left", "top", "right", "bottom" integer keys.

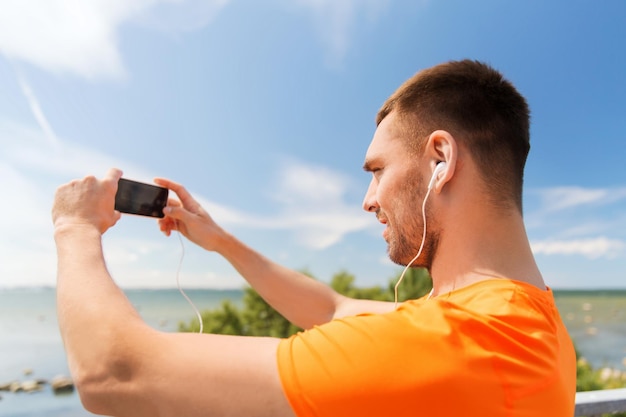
[
  {"left": 9, "top": 382, "right": 23, "bottom": 393},
  {"left": 0, "top": 381, "right": 16, "bottom": 391},
  {"left": 21, "top": 380, "right": 46, "bottom": 393},
  {"left": 23, "top": 368, "right": 33, "bottom": 376},
  {"left": 1, "top": 375, "right": 74, "bottom": 396},
  {"left": 51, "top": 375, "right": 74, "bottom": 395}
]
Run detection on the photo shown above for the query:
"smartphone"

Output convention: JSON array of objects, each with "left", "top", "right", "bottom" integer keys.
[{"left": 115, "top": 178, "right": 169, "bottom": 218}]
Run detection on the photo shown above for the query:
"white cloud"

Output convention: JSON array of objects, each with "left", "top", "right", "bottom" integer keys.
[
  {"left": 15, "top": 72, "right": 60, "bottom": 146},
  {"left": 0, "top": 0, "right": 230, "bottom": 79},
  {"left": 531, "top": 237, "right": 625, "bottom": 259},
  {"left": 262, "top": 159, "right": 376, "bottom": 249},
  {"left": 0, "top": 0, "right": 386, "bottom": 79},
  {"left": 539, "top": 186, "right": 606, "bottom": 212},
  {"left": 272, "top": 162, "right": 349, "bottom": 205},
  {"left": 186, "top": 159, "right": 377, "bottom": 249},
  {"left": 533, "top": 186, "right": 626, "bottom": 213},
  {"left": 292, "top": 0, "right": 389, "bottom": 67},
  {"left": 135, "top": 0, "right": 230, "bottom": 33},
  {"left": 525, "top": 186, "right": 626, "bottom": 253}
]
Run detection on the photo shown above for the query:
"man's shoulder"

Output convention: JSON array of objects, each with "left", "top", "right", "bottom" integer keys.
[
  {"left": 389, "top": 278, "right": 562, "bottom": 338},
  {"left": 430, "top": 278, "right": 555, "bottom": 313}
]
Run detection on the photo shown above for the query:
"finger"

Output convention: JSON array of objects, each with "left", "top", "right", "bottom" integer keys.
[
  {"left": 105, "top": 168, "right": 123, "bottom": 183},
  {"left": 166, "top": 197, "right": 182, "bottom": 208},
  {"left": 154, "top": 178, "right": 199, "bottom": 211},
  {"left": 103, "top": 168, "right": 123, "bottom": 198},
  {"left": 154, "top": 177, "right": 177, "bottom": 189},
  {"left": 162, "top": 205, "right": 188, "bottom": 221},
  {"left": 160, "top": 199, "right": 182, "bottom": 229},
  {"left": 158, "top": 193, "right": 185, "bottom": 237},
  {"left": 158, "top": 217, "right": 175, "bottom": 236}
]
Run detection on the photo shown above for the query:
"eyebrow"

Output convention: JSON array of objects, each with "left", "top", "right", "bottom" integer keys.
[{"left": 362, "top": 150, "right": 385, "bottom": 172}]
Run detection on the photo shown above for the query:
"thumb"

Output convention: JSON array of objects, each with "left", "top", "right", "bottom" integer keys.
[
  {"left": 164, "top": 205, "right": 200, "bottom": 228},
  {"left": 162, "top": 205, "right": 190, "bottom": 235},
  {"left": 163, "top": 205, "right": 186, "bottom": 220}
]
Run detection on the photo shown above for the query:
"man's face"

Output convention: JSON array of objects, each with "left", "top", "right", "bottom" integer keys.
[{"left": 362, "top": 113, "right": 437, "bottom": 268}]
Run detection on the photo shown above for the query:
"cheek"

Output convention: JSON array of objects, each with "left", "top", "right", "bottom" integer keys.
[
  {"left": 376, "top": 183, "right": 392, "bottom": 212},
  {"left": 377, "top": 182, "right": 405, "bottom": 224},
  {"left": 381, "top": 180, "right": 421, "bottom": 225}
]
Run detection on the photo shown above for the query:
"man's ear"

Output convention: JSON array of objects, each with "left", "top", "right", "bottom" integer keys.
[{"left": 425, "top": 130, "right": 457, "bottom": 193}]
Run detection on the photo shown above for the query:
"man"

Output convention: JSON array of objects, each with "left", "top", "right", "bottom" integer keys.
[{"left": 52, "top": 60, "right": 576, "bottom": 417}]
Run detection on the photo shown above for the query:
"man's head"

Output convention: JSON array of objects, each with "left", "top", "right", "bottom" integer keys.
[
  {"left": 377, "top": 59, "right": 530, "bottom": 212},
  {"left": 363, "top": 60, "right": 531, "bottom": 268}
]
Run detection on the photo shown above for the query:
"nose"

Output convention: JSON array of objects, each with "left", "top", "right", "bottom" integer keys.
[{"left": 362, "top": 178, "right": 379, "bottom": 212}]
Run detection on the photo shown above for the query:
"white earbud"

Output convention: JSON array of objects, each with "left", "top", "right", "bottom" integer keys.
[{"left": 427, "top": 162, "right": 447, "bottom": 191}]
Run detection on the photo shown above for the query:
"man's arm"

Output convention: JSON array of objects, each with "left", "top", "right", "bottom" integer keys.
[
  {"left": 154, "top": 178, "right": 395, "bottom": 329},
  {"left": 53, "top": 170, "right": 294, "bottom": 417},
  {"left": 202, "top": 232, "right": 395, "bottom": 328}
]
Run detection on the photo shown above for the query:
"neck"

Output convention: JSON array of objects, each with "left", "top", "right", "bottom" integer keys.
[{"left": 430, "top": 205, "right": 545, "bottom": 297}]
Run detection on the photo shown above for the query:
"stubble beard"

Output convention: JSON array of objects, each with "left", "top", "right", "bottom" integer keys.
[{"left": 385, "top": 178, "right": 438, "bottom": 269}]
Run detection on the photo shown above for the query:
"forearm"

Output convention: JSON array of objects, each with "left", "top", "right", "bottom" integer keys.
[
  {"left": 54, "top": 225, "right": 145, "bottom": 398},
  {"left": 215, "top": 231, "right": 345, "bottom": 329},
  {"left": 153, "top": 177, "right": 387, "bottom": 327}
]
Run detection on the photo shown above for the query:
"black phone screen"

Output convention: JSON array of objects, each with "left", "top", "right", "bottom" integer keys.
[{"left": 115, "top": 178, "right": 169, "bottom": 218}]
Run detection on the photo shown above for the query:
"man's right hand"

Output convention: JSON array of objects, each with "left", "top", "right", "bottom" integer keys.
[{"left": 154, "top": 178, "right": 226, "bottom": 252}]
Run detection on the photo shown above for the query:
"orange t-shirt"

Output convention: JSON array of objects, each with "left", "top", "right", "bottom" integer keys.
[{"left": 277, "top": 279, "right": 576, "bottom": 417}]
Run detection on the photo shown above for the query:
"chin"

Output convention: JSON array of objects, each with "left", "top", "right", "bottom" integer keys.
[
  {"left": 388, "top": 246, "right": 429, "bottom": 268},
  {"left": 387, "top": 248, "right": 408, "bottom": 266}
]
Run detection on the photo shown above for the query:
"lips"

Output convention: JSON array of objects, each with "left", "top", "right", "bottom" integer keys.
[{"left": 377, "top": 216, "right": 389, "bottom": 239}]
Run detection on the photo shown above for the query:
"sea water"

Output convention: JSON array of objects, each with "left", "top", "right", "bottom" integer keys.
[
  {"left": 554, "top": 290, "right": 626, "bottom": 369},
  {"left": 0, "top": 287, "right": 243, "bottom": 417}
]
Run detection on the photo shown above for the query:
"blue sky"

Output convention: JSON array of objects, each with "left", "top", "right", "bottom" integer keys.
[{"left": 0, "top": 0, "right": 625, "bottom": 289}]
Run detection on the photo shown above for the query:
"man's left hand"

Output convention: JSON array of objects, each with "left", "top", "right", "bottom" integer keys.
[{"left": 52, "top": 168, "right": 123, "bottom": 235}]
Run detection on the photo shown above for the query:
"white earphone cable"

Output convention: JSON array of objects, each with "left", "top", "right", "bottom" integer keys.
[
  {"left": 394, "top": 186, "right": 433, "bottom": 309},
  {"left": 175, "top": 226, "right": 203, "bottom": 334}
]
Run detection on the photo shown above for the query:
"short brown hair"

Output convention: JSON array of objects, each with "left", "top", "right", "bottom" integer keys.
[{"left": 377, "top": 60, "right": 530, "bottom": 211}]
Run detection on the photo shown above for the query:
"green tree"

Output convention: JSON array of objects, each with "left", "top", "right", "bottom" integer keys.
[
  {"left": 240, "top": 287, "right": 301, "bottom": 337},
  {"left": 179, "top": 300, "right": 244, "bottom": 335},
  {"left": 575, "top": 346, "right": 626, "bottom": 417},
  {"left": 330, "top": 270, "right": 391, "bottom": 301},
  {"left": 388, "top": 267, "right": 433, "bottom": 302},
  {"left": 179, "top": 287, "right": 301, "bottom": 338}
]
